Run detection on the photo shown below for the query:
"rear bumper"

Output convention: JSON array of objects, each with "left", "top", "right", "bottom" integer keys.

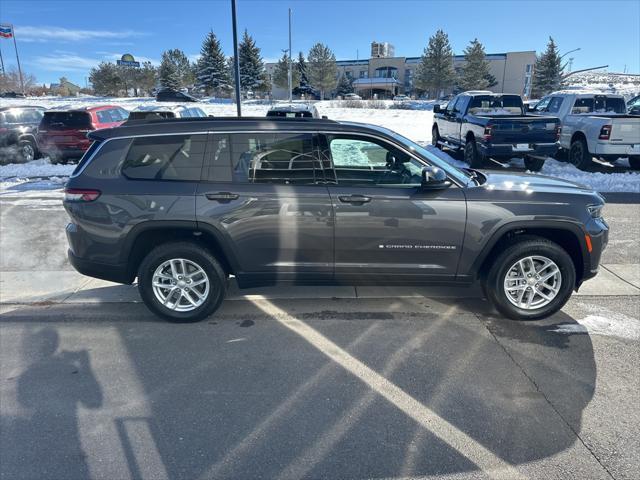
[
  {"left": 480, "top": 142, "right": 558, "bottom": 158},
  {"left": 68, "top": 249, "right": 131, "bottom": 284},
  {"left": 40, "top": 146, "right": 88, "bottom": 158},
  {"left": 593, "top": 142, "right": 640, "bottom": 157}
]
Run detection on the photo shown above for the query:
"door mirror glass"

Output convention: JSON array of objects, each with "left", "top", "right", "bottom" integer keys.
[
  {"left": 433, "top": 104, "right": 441, "bottom": 114},
  {"left": 421, "top": 166, "right": 450, "bottom": 190}
]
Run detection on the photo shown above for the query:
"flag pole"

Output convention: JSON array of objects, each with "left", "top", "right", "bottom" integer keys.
[
  {"left": 11, "top": 25, "right": 25, "bottom": 94},
  {"left": 231, "top": 0, "right": 242, "bottom": 116},
  {"left": 0, "top": 46, "right": 5, "bottom": 76}
]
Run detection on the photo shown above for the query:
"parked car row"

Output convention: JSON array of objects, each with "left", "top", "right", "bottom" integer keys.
[
  {"left": 0, "top": 103, "right": 213, "bottom": 165},
  {"left": 432, "top": 90, "right": 639, "bottom": 171}
]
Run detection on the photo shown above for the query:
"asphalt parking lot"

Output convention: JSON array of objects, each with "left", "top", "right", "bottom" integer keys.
[{"left": 1, "top": 184, "right": 639, "bottom": 480}]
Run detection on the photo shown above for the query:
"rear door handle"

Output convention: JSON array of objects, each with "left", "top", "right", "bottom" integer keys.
[
  {"left": 205, "top": 192, "right": 239, "bottom": 202},
  {"left": 338, "top": 195, "right": 371, "bottom": 204}
]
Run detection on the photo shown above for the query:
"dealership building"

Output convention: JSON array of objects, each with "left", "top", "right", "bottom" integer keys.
[{"left": 266, "top": 41, "right": 536, "bottom": 99}]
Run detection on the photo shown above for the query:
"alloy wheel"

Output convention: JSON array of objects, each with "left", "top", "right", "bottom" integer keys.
[
  {"left": 152, "top": 258, "right": 210, "bottom": 312},
  {"left": 503, "top": 255, "right": 562, "bottom": 310}
]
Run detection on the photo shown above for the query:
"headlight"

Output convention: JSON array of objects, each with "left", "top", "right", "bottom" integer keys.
[{"left": 587, "top": 204, "right": 603, "bottom": 218}]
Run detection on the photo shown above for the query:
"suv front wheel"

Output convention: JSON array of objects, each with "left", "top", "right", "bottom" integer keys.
[
  {"left": 483, "top": 237, "right": 575, "bottom": 320},
  {"left": 137, "top": 242, "right": 226, "bottom": 322}
]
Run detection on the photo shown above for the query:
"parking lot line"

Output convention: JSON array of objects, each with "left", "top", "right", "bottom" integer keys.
[{"left": 251, "top": 298, "right": 525, "bottom": 480}]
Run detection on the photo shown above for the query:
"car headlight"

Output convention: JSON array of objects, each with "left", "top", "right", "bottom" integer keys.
[{"left": 587, "top": 204, "right": 603, "bottom": 218}]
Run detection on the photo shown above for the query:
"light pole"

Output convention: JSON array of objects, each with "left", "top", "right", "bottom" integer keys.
[
  {"left": 288, "top": 8, "right": 292, "bottom": 102},
  {"left": 560, "top": 47, "right": 581, "bottom": 60},
  {"left": 231, "top": 0, "right": 242, "bottom": 116}
]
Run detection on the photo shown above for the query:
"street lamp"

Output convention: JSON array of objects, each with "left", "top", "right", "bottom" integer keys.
[{"left": 560, "top": 47, "right": 581, "bottom": 60}]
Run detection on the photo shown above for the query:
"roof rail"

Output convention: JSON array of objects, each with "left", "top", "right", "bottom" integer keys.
[{"left": 121, "top": 116, "right": 338, "bottom": 126}]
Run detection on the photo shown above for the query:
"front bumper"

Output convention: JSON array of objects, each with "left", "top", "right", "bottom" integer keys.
[
  {"left": 480, "top": 142, "right": 558, "bottom": 158},
  {"left": 580, "top": 217, "right": 609, "bottom": 284}
]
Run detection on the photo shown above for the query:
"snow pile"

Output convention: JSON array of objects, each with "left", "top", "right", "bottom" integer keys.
[
  {"left": 540, "top": 159, "right": 640, "bottom": 193},
  {"left": 0, "top": 159, "right": 74, "bottom": 179},
  {"left": 550, "top": 306, "right": 640, "bottom": 340}
]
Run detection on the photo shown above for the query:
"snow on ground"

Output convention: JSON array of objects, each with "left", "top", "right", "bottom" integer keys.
[
  {"left": 1, "top": 96, "right": 639, "bottom": 193},
  {"left": 551, "top": 304, "right": 640, "bottom": 340}
]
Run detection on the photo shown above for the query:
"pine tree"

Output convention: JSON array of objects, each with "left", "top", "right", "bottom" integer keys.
[
  {"left": 458, "top": 39, "right": 494, "bottom": 91},
  {"left": 238, "top": 30, "right": 268, "bottom": 93},
  {"left": 195, "top": 30, "right": 231, "bottom": 96},
  {"left": 297, "top": 51, "right": 309, "bottom": 88},
  {"left": 272, "top": 52, "right": 300, "bottom": 91},
  {"left": 414, "top": 30, "right": 456, "bottom": 98},
  {"left": 307, "top": 43, "right": 338, "bottom": 100},
  {"left": 134, "top": 61, "right": 158, "bottom": 95},
  {"left": 159, "top": 51, "right": 183, "bottom": 91},
  {"left": 336, "top": 73, "right": 354, "bottom": 97},
  {"left": 89, "top": 62, "right": 123, "bottom": 96},
  {"left": 162, "top": 49, "right": 194, "bottom": 88},
  {"left": 532, "top": 37, "right": 563, "bottom": 97}
]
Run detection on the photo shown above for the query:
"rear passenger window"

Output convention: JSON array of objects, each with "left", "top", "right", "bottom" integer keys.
[
  {"left": 96, "top": 110, "right": 113, "bottom": 123},
  {"left": 230, "top": 133, "right": 320, "bottom": 184},
  {"left": 122, "top": 134, "right": 206, "bottom": 181}
]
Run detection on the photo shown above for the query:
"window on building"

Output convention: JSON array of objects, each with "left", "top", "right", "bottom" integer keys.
[
  {"left": 122, "top": 134, "right": 206, "bottom": 181},
  {"left": 359, "top": 70, "right": 368, "bottom": 78},
  {"left": 345, "top": 70, "right": 353, "bottom": 79},
  {"left": 374, "top": 66, "right": 398, "bottom": 79}
]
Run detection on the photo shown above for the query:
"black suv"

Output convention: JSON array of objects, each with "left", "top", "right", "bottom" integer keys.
[
  {"left": 0, "top": 106, "right": 45, "bottom": 163},
  {"left": 64, "top": 117, "right": 608, "bottom": 322}
]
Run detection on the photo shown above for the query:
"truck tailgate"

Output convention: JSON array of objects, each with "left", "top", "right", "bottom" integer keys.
[
  {"left": 610, "top": 117, "right": 640, "bottom": 144},
  {"left": 482, "top": 116, "right": 559, "bottom": 144}
]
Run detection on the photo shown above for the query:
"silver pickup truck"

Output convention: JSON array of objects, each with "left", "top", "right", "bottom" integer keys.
[{"left": 534, "top": 91, "right": 640, "bottom": 169}]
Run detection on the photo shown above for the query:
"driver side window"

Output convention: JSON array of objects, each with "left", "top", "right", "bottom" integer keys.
[{"left": 327, "top": 136, "right": 423, "bottom": 187}]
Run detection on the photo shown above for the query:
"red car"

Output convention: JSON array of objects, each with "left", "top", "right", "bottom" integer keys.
[{"left": 38, "top": 105, "right": 128, "bottom": 163}]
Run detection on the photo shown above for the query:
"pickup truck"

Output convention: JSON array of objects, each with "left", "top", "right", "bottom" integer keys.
[
  {"left": 432, "top": 91, "right": 561, "bottom": 171},
  {"left": 533, "top": 91, "right": 640, "bottom": 169}
]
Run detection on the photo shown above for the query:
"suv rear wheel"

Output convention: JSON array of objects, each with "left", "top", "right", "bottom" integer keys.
[
  {"left": 483, "top": 237, "right": 575, "bottom": 320},
  {"left": 137, "top": 242, "right": 226, "bottom": 322}
]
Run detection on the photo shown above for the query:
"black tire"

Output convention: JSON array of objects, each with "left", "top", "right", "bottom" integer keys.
[
  {"left": 464, "top": 139, "right": 484, "bottom": 168},
  {"left": 18, "top": 139, "right": 37, "bottom": 163},
  {"left": 431, "top": 126, "right": 442, "bottom": 149},
  {"left": 629, "top": 156, "right": 640, "bottom": 170},
  {"left": 569, "top": 137, "right": 592, "bottom": 169},
  {"left": 483, "top": 236, "right": 576, "bottom": 320},
  {"left": 524, "top": 155, "right": 545, "bottom": 172},
  {"left": 137, "top": 241, "right": 227, "bottom": 322}
]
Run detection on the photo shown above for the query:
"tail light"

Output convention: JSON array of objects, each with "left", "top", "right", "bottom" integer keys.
[
  {"left": 555, "top": 125, "right": 561, "bottom": 142},
  {"left": 64, "top": 188, "right": 101, "bottom": 202},
  {"left": 598, "top": 125, "right": 612, "bottom": 140},
  {"left": 483, "top": 124, "right": 493, "bottom": 141}
]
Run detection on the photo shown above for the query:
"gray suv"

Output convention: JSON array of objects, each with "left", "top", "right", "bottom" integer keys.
[{"left": 63, "top": 117, "right": 608, "bottom": 322}]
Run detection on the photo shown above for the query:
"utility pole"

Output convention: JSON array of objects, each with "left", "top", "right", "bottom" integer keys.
[
  {"left": 0, "top": 46, "right": 4, "bottom": 75},
  {"left": 287, "top": 8, "right": 292, "bottom": 102},
  {"left": 231, "top": 0, "right": 242, "bottom": 116}
]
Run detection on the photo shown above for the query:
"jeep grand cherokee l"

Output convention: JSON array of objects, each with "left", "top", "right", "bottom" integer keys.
[{"left": 63, "top": 117, "right": 608, "bottom": 322}]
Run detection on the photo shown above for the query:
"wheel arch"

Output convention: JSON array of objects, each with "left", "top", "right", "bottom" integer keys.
[
  {"left": 472, "top": 221, "right": 588, "bottom": 288},
  {"left": 123, "top": 221, "right": 239, "bottom": 282}
]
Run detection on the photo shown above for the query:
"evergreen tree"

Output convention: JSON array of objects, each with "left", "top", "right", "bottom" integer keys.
[
  {"left": 195, "top": 30, "right": 231, "bottom": 96},
  {"left": 297, "top": 51, "right": 309, "bottom": 88},
  {"left": 272, "top": 52, "right": 300, "bottom": 91},
  {"left": 162, "top": 49, "right": 194, "bottom": 88},
  {"left": 458, "top": 39, "right": 495, "bottom": 91},
  {"left": 238, "top": 30, "right": 268, "bottom": 93},
  {"left": 89, "top": 62, "right": 123, "bottom": 96},
  {"left": 532, "top": 37, "right": 563, "bottom": 97},
  {"left": 134, "top": 61, "right": 158, "bottom": 95},
  {"left": 336, "top": 73, "right": 354, "bottom": 97},
  {"left": 159, "top": 51, "right": 181, "bottom": 91},
  {"left": 414, "top": 30, "right": 456, "bottom": 98},
  {"left": 307, "top": 42, "right": 338, "bottom": 100}
]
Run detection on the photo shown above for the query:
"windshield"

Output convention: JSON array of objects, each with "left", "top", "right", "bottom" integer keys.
[{"left": 362, "top": 124, "right": 473, "bottom": 185}]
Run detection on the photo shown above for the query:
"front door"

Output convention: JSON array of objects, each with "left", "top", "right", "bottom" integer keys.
[
  {"left": 195, "top": 131, "right": 334, "bottom": 286},
  {"left": 321, "top": 134, "right": 466, "bottom": 283}
]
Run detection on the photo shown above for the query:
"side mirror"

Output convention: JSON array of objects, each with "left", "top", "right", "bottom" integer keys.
[
  {"left": 421, "top": 166, "right": 450, "bottom": 190},
  {"left": 433, "top": 104, "right": 441, "bottom": 114}
]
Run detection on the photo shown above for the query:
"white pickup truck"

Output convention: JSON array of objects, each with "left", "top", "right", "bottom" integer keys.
[{"left": 533, "top": 91, "right": 640, "bottom": 169}]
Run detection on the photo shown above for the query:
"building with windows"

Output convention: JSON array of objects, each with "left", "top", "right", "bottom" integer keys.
[{"left": 265, "top": 42, "right": 536, "bottom": 100}]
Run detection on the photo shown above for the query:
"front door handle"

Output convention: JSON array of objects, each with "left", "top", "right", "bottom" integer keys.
[
  {"left": 338, "top": 194, "right": 371, "bottom": 204},
  {"left": 205, "top": 192, "right": 239, "bottom": 202}
]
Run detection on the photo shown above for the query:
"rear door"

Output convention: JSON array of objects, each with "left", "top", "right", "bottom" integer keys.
[
  {"left": 321, "top": 133, "right": 466, "bottom": 282},
  {"left": 195, "top": 131, "right": 334, "bottom": 285}
]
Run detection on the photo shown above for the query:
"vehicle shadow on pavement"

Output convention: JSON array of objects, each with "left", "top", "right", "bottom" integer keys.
[{"left": 0, "top": 295, "right": 598, "bottom": 479}]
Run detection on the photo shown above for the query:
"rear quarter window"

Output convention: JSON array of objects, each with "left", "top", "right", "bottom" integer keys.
[
  {"left": 74, "top": 138, "right": 131, "bottom": 179},
  {"left": 122, "top": 134, "right": 206, "bottom": 181}
]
